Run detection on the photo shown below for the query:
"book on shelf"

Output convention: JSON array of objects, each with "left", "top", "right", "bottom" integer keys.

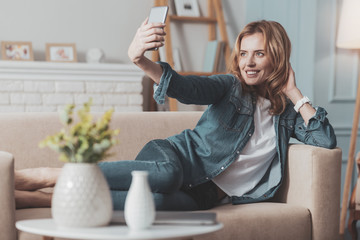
[
  {"left": 214, "top": 41, "right": 226, "bottom": 72},
  {"left": 202, "top": 40, "right": 218, "bottom": 72},
  {"left": 203, "top": 40, "right": 225, "bottom": 73}
]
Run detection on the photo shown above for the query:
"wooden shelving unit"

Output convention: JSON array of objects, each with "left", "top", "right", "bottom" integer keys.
[{"left": 151, "top": 0, "right": 231, "bottom": 111}]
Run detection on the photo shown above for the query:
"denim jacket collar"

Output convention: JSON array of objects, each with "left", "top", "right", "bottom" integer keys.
[{"left": 230, "top": 82, "right": 256, "bottom": 116}]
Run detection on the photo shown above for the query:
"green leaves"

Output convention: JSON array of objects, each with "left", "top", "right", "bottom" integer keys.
[{"left": 39, "top": 99, "right": 120, "bottom": 163}]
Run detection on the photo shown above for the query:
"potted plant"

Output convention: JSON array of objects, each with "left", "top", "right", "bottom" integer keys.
[{"left": 39, "top": 99, "right": 119, "bottom": 228}]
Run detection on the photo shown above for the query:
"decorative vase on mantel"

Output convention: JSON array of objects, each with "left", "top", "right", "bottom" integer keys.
[
  {"left": 52, "top": 163, "right": 113, "bottom": 228},
  {"left": 38, "top": 99, "right": 120, "bottom": 228}
]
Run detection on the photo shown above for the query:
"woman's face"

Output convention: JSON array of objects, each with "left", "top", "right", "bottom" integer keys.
[{"left": 238, "top": 32, "right": 272, "bottom": 86}]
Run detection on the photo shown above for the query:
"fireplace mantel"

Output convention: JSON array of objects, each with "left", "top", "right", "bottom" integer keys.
[{"left": 0, "top": 61, "right": 144, "bottom": 112}]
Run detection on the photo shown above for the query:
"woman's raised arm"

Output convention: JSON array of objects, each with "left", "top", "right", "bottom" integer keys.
[{"left": 128, "top": 18, "right": 166, "bottom": 84}]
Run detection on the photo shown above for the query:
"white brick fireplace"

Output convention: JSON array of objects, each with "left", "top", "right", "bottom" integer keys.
[{"left": 0, "top": 61, "right": 145, "bottom": 112}]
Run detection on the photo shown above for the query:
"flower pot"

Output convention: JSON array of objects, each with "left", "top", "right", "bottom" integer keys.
[
  {"left": 124, "top": 171, "right": 155, "bottom": 230},
  {"left": 51, "top": 163, "right": 113, "bottom": 228}
]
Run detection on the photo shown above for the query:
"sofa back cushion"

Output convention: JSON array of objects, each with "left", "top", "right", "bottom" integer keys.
[{"left": 0, "top": 112, "right": 202, "bottom": 169}]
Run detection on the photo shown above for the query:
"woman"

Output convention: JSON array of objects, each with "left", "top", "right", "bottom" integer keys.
[{"left": 15, "top": 19, "right": 336, "bottom": 210}]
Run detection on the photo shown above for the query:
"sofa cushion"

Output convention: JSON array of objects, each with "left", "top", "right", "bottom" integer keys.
[
  {"left": 200, "top": 202, "right": 311, "bottom": 240},
  {"left": 16, "top": 208, "right": 52, "bottom": 221}
]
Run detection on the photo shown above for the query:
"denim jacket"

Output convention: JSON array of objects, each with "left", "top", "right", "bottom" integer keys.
[{"left": 154, "top": 62, "right": 337, "bottom": 204}]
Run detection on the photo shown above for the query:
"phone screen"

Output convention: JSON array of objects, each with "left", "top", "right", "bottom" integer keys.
[{"left": 148, "top": 6, "right": 169, "bottom": 24}]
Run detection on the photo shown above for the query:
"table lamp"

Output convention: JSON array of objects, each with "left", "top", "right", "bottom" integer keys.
[{"left": 337, "top": 0, "right": 360, "bottom": 235}]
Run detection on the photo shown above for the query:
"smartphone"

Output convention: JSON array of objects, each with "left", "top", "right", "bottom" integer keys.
[
  {"left": 148, "top": 6, "right": 169, "bottom": 24},
  {"left": 148, "top": 6, "right": 169, "bottom": 51}
]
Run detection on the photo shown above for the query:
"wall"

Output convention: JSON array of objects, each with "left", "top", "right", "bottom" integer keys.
[
  {"left": 0, "top": 0, "right": 153, "bottom": 63},
  {"left": 0, "top": 0, "right": 245, "bottom": 68}
]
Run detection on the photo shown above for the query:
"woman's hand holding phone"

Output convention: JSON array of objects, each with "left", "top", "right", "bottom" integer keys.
[
  {"left": 128, "top": 18, "right": 166, "bottom": 64},
  {"left": 128, "top": 6, "right": 168, "bottom": 63},
  {"left": 127, "top": 6, "right": 169, "bottom": 85}
]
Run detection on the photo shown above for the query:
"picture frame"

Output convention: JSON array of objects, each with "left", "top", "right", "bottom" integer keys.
[
  {"left": 46, "top": 43, "right": 77, "bottom": 62},
  {"left": 1, "top": 41, "right": 34, "bottom": 61},
  {"left": 174, "top": 0, "right": 200, "bottom": 17}
]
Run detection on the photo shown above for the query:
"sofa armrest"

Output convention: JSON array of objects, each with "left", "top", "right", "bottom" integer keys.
[
  {"left": 274, "top": 144, "right": 342, "bottom": 240},
  {"left": 0, "top": 151, "right": 16, "bottom": 240}
]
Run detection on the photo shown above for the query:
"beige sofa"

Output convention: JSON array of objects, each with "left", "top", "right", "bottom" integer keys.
[{"left": 0, "top": 112, "right": 342, "bottom": 240}]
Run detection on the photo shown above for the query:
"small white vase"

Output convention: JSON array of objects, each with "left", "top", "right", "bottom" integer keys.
[
  {"left": 124, "top": 171, "right": 155, "bottom": 231},
  {"left": 51, "top": 163, "right": 113, "bottom": 228}
]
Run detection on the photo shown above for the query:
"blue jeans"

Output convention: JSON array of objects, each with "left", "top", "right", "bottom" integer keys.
[{"left": 98, "top": 139, "right": 218, "bottom": 211}]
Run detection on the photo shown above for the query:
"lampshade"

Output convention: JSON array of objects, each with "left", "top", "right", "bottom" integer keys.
[{"left": 336, "top": 0, "right": 360, "bottom": 49}]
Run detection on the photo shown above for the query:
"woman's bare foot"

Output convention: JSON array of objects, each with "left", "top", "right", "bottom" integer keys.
[
  {"left": 15, "top": 190, "right": 52, "bottom": 209},
  {"left": 15, "top": 167, "right": 61, "bottom": 191}
]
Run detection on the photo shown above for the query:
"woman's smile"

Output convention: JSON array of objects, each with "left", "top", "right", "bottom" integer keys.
[{"left": 245, "top": 70, "right": 261, "bottom": 78}]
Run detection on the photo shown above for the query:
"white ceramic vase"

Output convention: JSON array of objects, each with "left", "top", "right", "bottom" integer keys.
[
  {"left": 51, "top": 163, "right": 113, "bottom": 228},
  {"left": 124, "top": 171, "right": 155, "bottom": 230}
]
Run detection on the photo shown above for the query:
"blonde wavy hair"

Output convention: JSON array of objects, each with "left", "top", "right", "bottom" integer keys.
[{"left": 228, "top": 20, "right": 291, "bottom": 115}]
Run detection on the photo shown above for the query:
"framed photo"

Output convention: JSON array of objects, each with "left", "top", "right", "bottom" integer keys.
[
  {"left": 174, "top": 0, "right": 200, "bottom": 17},
  {"left": 46, "top": 43, "right": 77, "bottom": 62},
  {"left": 1, "top": 41, "right": 34, "bottom": 61}
]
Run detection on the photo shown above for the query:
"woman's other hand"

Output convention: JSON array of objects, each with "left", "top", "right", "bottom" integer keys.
[
  {"left": 282, "top": 66, "right": 298, "bottom": 98},
  {"left": 283, "top": 65, "right": 315, "bottom": 124},
  {"left": 128, "top": 18, "right": 166, "bottom": 64},
  {"left": 282, "top": 65, "right": 304, "bottom": 104}
]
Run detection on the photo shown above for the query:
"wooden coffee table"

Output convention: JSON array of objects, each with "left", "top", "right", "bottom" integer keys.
[{"left": 16, "top": 218, "right": 223, "bottom": 240}]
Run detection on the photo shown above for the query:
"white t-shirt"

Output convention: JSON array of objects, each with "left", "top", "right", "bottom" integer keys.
[{"left": 212, "top": 97, "right": 277, "bottom": 197}]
